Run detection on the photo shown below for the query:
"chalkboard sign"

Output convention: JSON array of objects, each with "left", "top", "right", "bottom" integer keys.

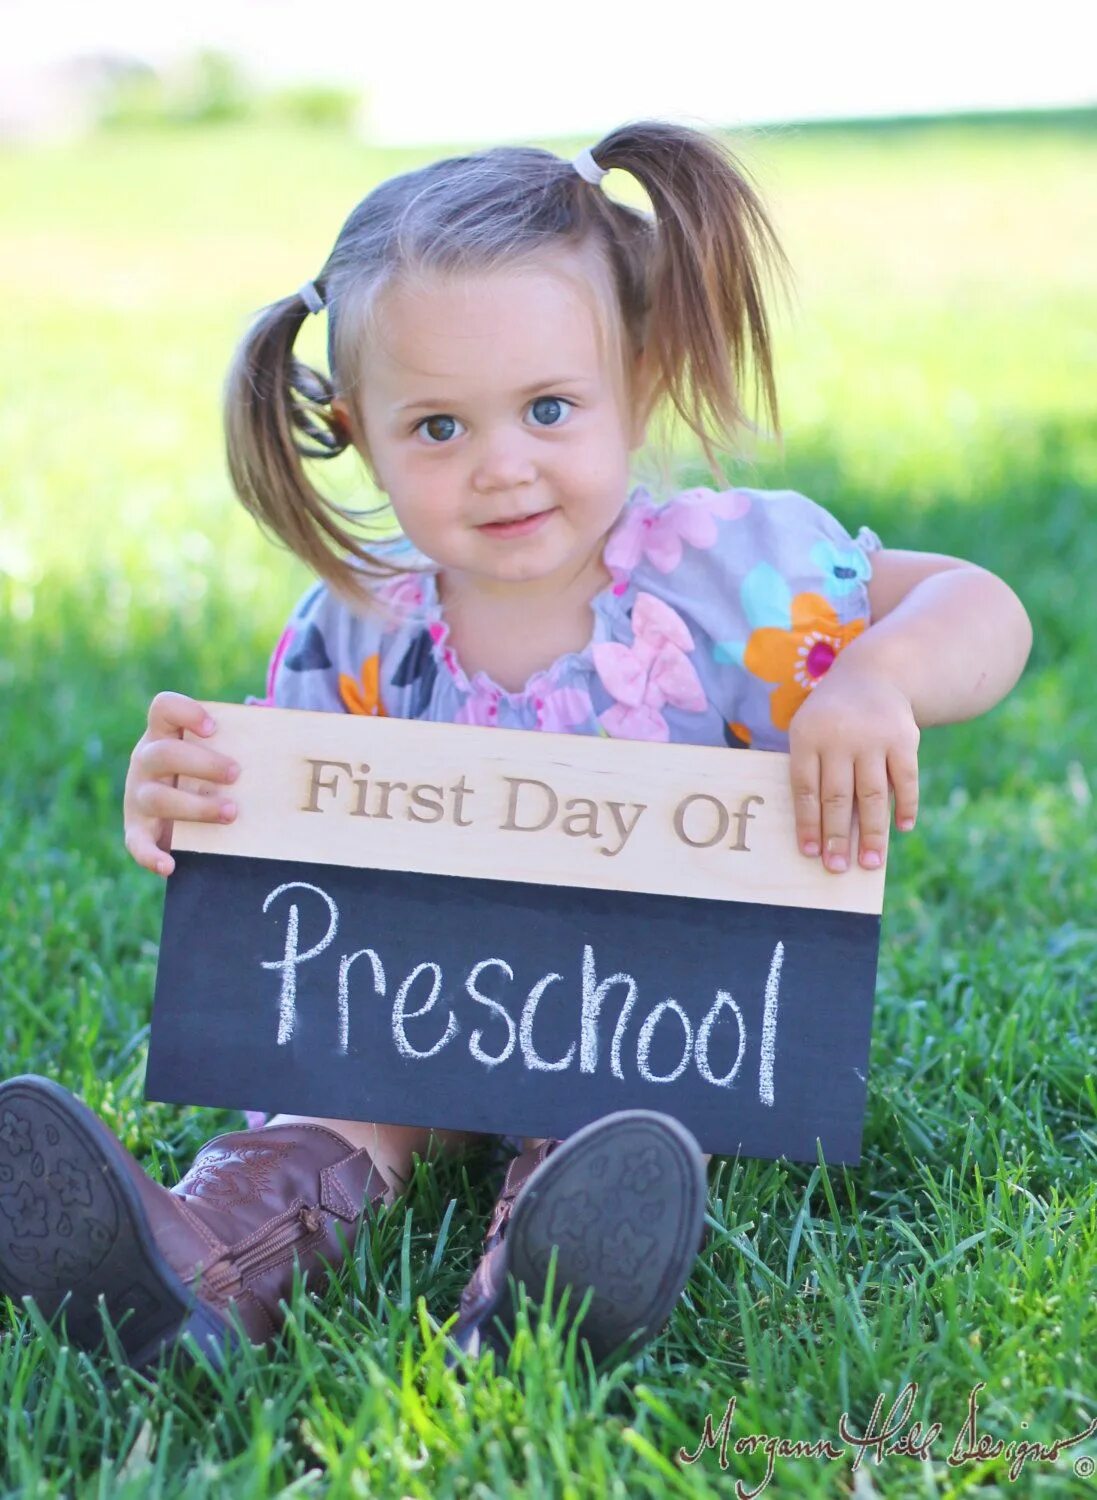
[{"left": 146, "top": 706, "right": 887, "bottom": 1163}]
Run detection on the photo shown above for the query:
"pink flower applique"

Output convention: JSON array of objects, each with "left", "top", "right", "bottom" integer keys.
[
  {"left": 593, "top": 593, "right": 707, "bottom": 741},
  {"left": 427, "top": 620, "right": 463, "bottom": 682},
  {"left": 247, "top": 625, "right": 294, "bottom": 707},
  {"left": 378, "top": 572, "right": 428, "bottom": 614},
  {"left": 533, "top": 686, "right": 595, "bottom": 733},
  {"left": 455, "top": 682, "right": 502, "bottom": 726},
  {"left": 604, "top": 489, "right": 751, "bottom": 594}
]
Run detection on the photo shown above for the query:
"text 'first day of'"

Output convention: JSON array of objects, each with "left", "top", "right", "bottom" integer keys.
[{"left": 301, "top": 758, "right": 767, "bottom": 859}]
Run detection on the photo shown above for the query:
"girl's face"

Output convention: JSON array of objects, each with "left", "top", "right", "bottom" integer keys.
[{"left": 339, "top": 253, "right": 648, "bottom": 594}]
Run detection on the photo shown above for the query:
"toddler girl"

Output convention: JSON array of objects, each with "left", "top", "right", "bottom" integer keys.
[{"left": 0, "top": 121, "right": 1032, "bottom": 1374}]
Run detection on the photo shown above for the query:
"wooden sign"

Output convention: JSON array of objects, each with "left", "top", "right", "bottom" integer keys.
[{"left": 146, "top": 704, "right": 887, "bottom": 1163}]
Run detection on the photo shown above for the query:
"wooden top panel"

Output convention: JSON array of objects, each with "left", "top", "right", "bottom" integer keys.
[{"left": 173, "top": 703, "right": 886, "bottom": 915}]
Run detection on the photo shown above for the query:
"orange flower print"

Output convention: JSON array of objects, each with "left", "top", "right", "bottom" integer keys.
[
  {"left": 339, "top": 654, "right": 387, "bottom": 716},
  {"left": 742, "top": 593, "right": 866, "bottom": 731}
]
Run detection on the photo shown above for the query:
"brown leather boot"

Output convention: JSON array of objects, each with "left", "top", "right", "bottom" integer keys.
[
  {"left": 446, "top": 1109, "right": 707, "bottom": 1370},
  {"left": 0, "top": 1075, "right": 388, "bottom": 1369},
  {"left": 446, "top": 1135, "right": 560, "bottom": 1364}
]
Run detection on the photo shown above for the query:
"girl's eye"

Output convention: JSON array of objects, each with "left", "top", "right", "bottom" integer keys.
[
  {"left": 416, "top": 414, "right": 464, "bottom": 445},
  {"left": 529, "top": 396, "right": 572, "bottom": 428}
]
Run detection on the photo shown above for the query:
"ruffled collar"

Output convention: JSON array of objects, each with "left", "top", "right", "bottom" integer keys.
[{"left": 377, "top": 485, "right": 657, "bottom": 708}]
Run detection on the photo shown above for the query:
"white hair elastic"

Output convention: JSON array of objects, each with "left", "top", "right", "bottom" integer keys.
[
  {"left": 572, "top": 147, "right": 607, "bottom": 185},
  {"left": 298, "top": 281, "right": 325, "bottom": 315}
]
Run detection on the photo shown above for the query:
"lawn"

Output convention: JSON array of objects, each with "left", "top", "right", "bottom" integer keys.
[{"left": 0, "top": 110, "right": 1094, "bottom": 1497}]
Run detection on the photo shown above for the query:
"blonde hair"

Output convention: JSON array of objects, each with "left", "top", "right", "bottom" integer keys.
[{"left": 224, "top": 119, "right": 791, "bottom": 602}]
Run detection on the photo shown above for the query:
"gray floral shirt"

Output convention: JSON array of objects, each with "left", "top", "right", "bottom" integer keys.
[{"left": 251, "top": 484, "right": 883, "bottom": 753}]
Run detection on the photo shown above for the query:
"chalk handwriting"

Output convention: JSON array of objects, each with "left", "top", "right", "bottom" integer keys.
[{"left": 260, "top": 882, "right": 783, "bottom": 1100}]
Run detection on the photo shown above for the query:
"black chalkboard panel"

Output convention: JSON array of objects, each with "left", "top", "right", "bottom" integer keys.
[{"left": 147, "top": 850, "right": 880, "bottom": 1163}]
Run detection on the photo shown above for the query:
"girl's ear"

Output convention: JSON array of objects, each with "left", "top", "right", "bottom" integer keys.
[
  {"left": 331, "top": 397, "right": 384, "bottom": 489},
  {"left": 330, "top": 397, "right": 354, "bottom": 445}
]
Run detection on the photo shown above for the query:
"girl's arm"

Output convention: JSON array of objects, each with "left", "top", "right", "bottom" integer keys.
[
  {"left": 833, "top": 550, "right": 1034, "bottom": 725},
  {"left": 788, "top": 550, "right": 1033, "bottom": 873}
]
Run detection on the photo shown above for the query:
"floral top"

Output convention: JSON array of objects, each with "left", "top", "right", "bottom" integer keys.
[{"left": 252, "top": 484, "right": 884, "bottom": 751}]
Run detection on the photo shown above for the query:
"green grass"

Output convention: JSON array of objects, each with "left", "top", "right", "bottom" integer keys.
[{"left": 1, "top": 111, "right": 1095, "bottom": 1497}]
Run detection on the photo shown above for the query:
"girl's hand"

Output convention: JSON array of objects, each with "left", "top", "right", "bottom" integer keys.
[
  {"left": 787, "top": 665, "right": 920, "bottom": 873},
  {"left": 123, "top": 692, "right": 240, "bottom": 878}
]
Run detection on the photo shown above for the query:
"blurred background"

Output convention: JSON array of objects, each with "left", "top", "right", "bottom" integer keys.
[
  {"left": 1, "top": 1, "right": 1094, "bottom": 1097},
  {"left": 3, "top": 0, "right": 1093, "bottom": 591}
]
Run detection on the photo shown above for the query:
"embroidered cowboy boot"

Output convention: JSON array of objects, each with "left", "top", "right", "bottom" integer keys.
[
  {"left": 447, "top": 1109, "right": 707, "bottom": 1369},
  {"left": 0, "top": 1075, "right": 389, "bottom": 1369}
]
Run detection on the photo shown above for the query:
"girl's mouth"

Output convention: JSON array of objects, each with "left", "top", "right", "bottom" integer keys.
[{"left": 477, "top": 508, "right": 556, "bottom": 539}]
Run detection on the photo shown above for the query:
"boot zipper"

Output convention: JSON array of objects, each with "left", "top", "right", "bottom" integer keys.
[{"left": 194, "top": 1205, "right": 327, "bottom": 1299}]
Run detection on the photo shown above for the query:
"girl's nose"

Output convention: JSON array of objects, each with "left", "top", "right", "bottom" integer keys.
[{"left": 470, "top": 432, "right": 538, "bottom": 493}]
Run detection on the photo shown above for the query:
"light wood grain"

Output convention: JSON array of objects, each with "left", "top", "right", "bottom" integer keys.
[{"left": 174, "top": 703, "right": 886, "bottom": 915}]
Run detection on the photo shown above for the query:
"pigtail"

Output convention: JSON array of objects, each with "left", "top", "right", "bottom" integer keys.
[
  {"left": 581, "top": 120, "right": 792, "bottom": 481},
  {"left": 223, "top": 285, "right": 401, "bottom": 604}
]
